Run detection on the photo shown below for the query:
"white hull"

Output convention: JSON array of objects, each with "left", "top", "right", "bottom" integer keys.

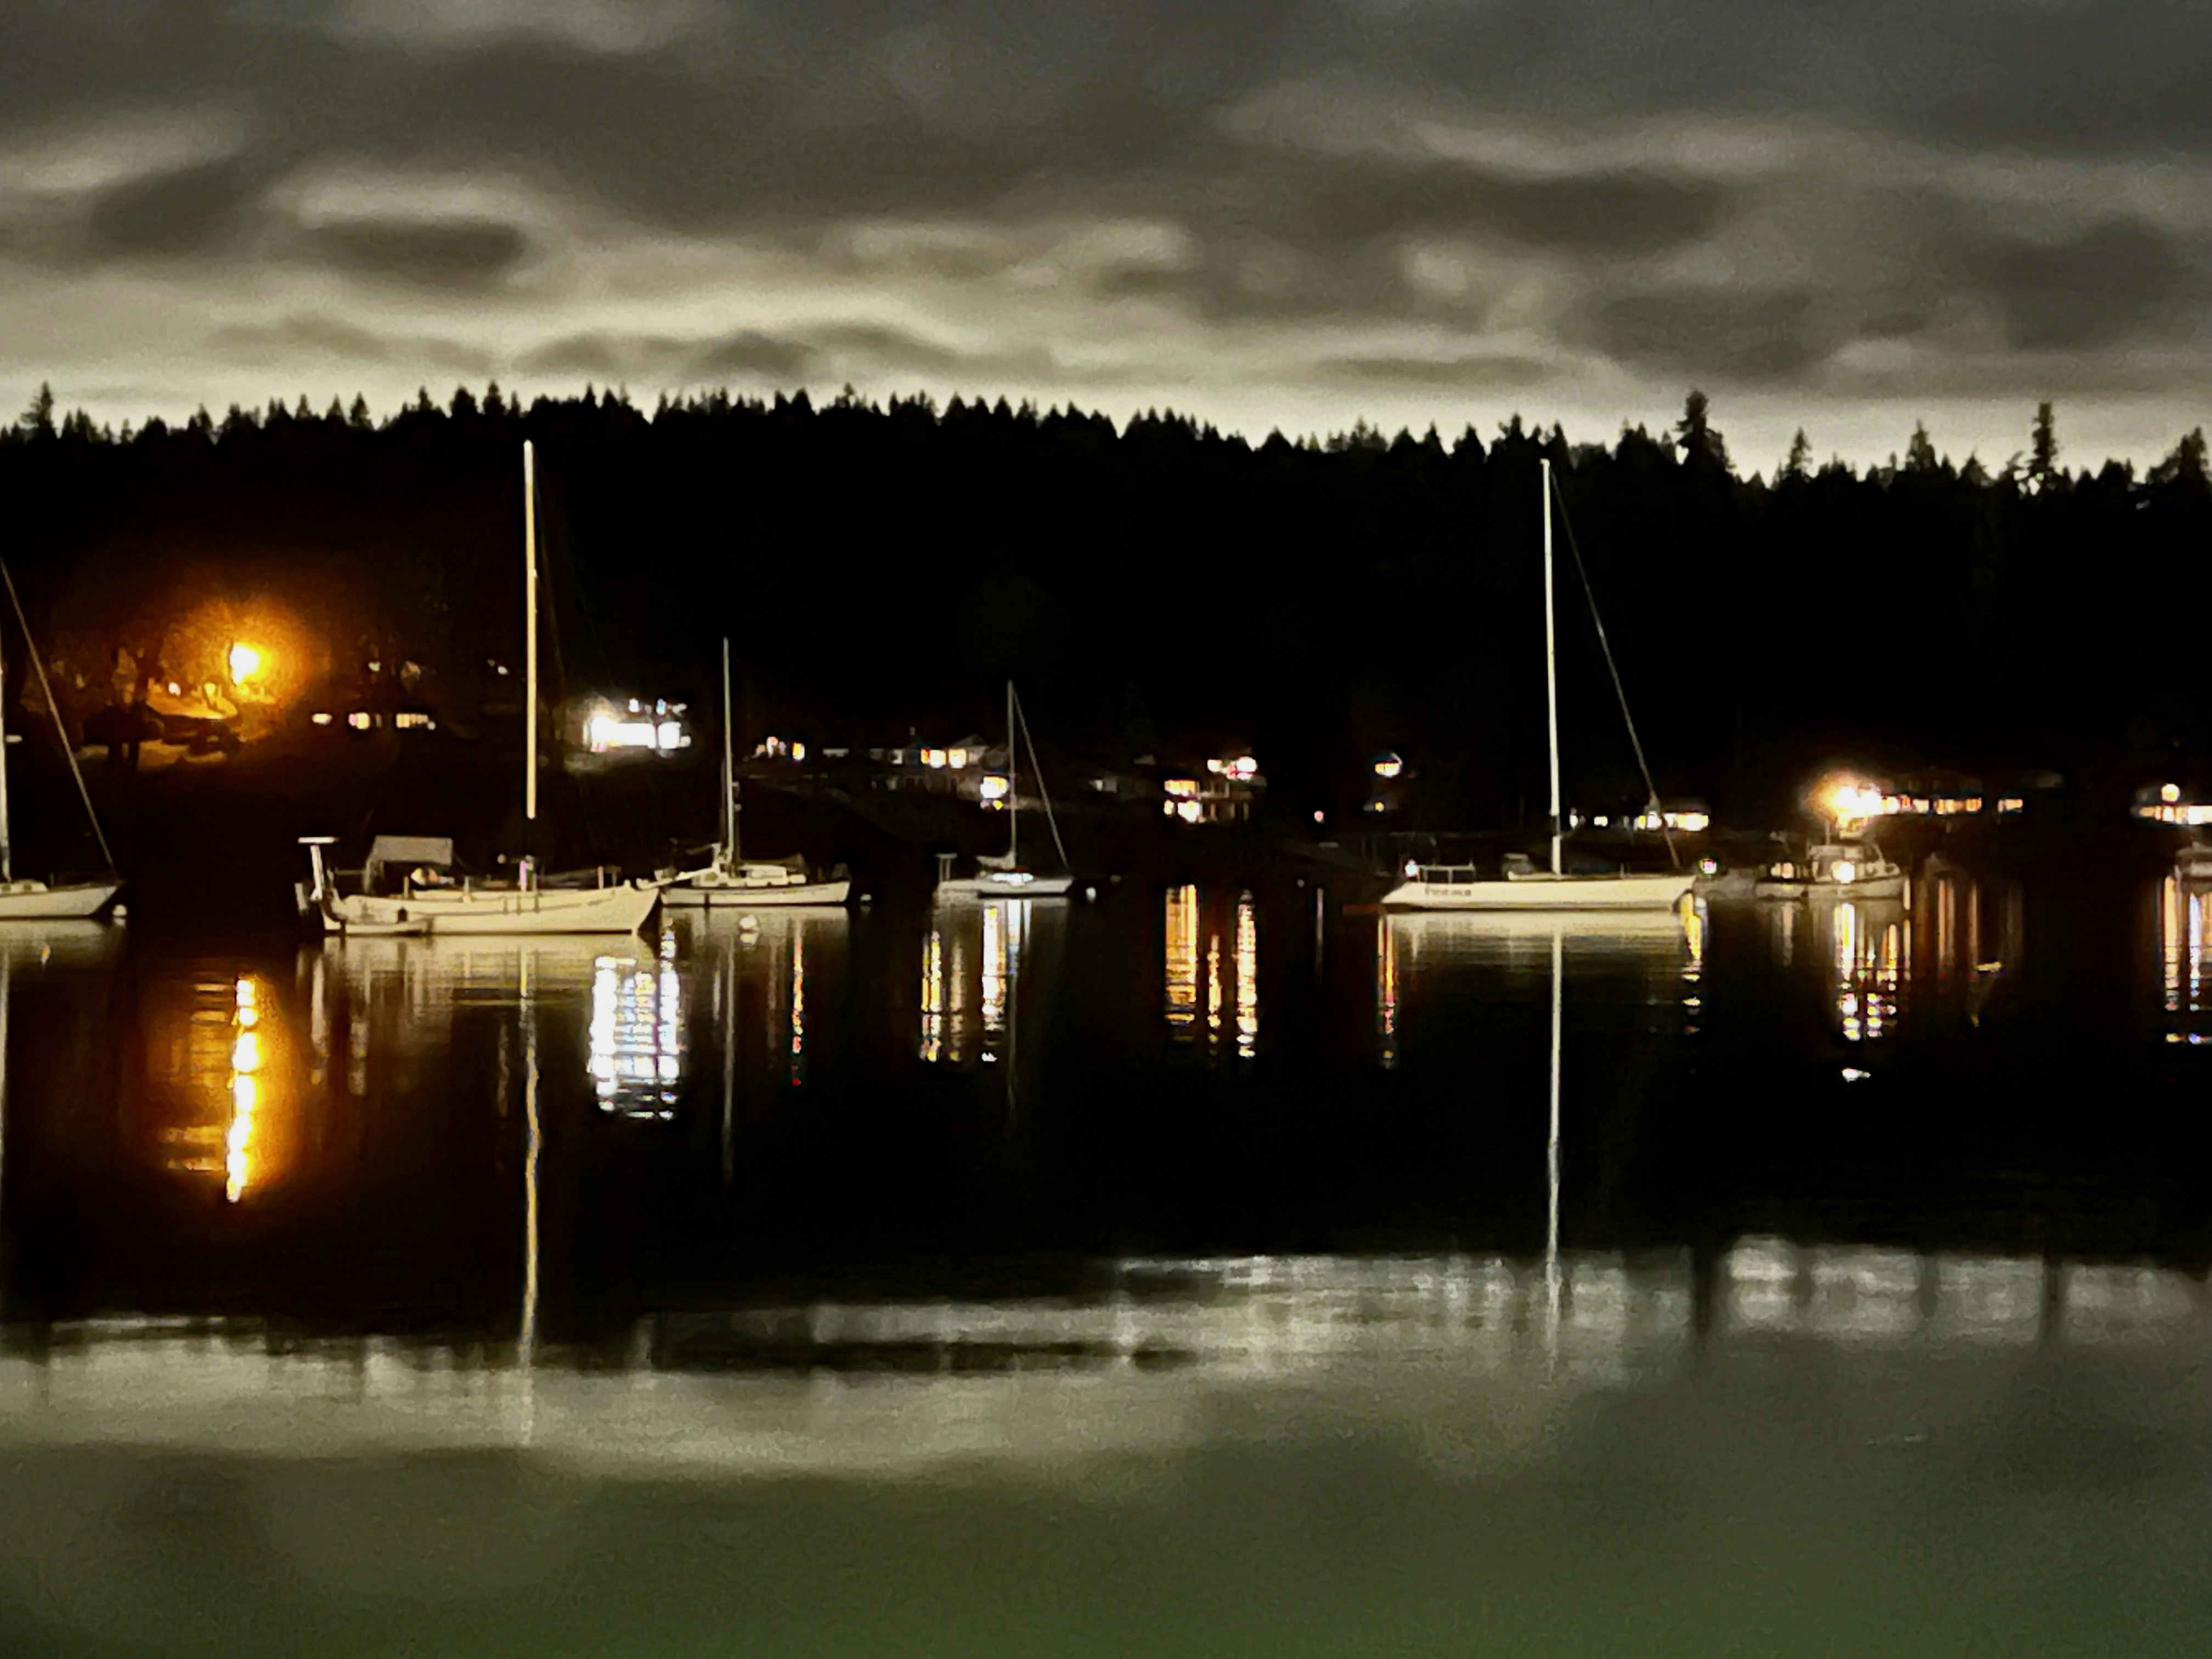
[
  {"left": 1380, "top": 871, "right": 1694, "bottom": 911},
  {"left": 1804, "top": 873, "right": 1906, "bottom": 903},
  {"left": 0, "top": 879, "right": 121, "bottom": 920},
  {"left": 662, "top": 877, "right": 850, "bottom": 908},
  {"left": 319, "top": 882, "right": 658, "bottom": 936},
  {"left": 938, "top": 872, "right": 1075, "bottom": 900}
]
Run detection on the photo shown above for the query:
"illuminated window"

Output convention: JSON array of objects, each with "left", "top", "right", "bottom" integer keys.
[{"left": 1165, "top": 778, "right": 1199, "bottom": 799}]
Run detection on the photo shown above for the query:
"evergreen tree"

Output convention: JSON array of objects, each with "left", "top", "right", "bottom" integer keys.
[
  {"left": 1779, "top": 428, "right": 1812, "bottom": 481},
  {"left": 483, "top": 381, "right": 506, "bottom": 417},
  {"left": 1904, "top": 421, "right": 1940, "bottom": 473},
  {"left": 450, "top": 385, "right": 478, "bottom": 419},
  {"left": 19, "top": 382, "right": 55, "bottom": 439},
  {"left": 348, "top": 394, "right": 373, "bottom": 429},
  {"left": 1674, "top": 389, "right": 1731, "bottom": 472},
  {"left": 2149, "top": 427, "right": 2209, "bottom": 488},
  {"left": 2027, "top": 400, "right": 2061, "bottom": 493}
]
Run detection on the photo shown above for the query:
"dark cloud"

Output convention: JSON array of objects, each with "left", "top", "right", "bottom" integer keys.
[
  {"left": 84, "top": 157, "right": 267, "bottom": 258},
  {"left": 209, "top": 314, "right": 492, "bottom": 371},
  {"left": 1975, "top": 219, "right": 2205, "bottom": 353},
  {"left": 1576, "top": 289, "right": 1839, "bottom": 383},
  {"left": 294, "top": 216, "right": 533, "bottom": 288}
]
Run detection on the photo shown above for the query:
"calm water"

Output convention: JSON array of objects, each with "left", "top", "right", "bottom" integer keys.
[{"left": 0, "top": 864, "right": 2207, "bottom": 1654}]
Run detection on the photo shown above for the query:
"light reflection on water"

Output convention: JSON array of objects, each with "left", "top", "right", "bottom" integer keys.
[
  {"left": 1163, "top": 885, "right": 1259, "bottom": 1059},
  {"left": 919, "top": 898, "right": 1054, "bottom": 1074},
  {"left": 2159, "top": 870, "right": 2212, "bottom": 1042}
]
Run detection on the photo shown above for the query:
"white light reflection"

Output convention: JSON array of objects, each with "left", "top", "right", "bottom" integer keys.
[
  {"left": 589, "top": 935, "right": 683, "bottom": 1117},
  {"left": 1376, "top": 913, "right": 1399, "bottom": 1070},
  {"left": 919, "top": 926, "right": 945, "bottom": 1063}
]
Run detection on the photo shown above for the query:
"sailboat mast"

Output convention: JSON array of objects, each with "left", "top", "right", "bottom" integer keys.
[
  {"left": 1006, "top": 680, "right": 1018, "bottom": 870},
  {"left": 721, "top": 636, "right": 738, "bottom": 866},
  {"left": 523, "top": 440, "right": 539, "bottom": 876},
  {"left": 1541, "top": 457, "right": 1562, "bottom": 879}
]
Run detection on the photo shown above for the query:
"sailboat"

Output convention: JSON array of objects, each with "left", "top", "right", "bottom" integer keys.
[
  {"left": 660, "top": 639, "right": 849, "bottom": 907},
  {"left": 936, "top": 681, "right": 1074, "bottom": 899},
  {"left": 300, "top": 441, "right": 660, "bottom": 936},
  {"left": 0, "top": 560, "right": 123, "bottom": 919},
  {"left": 1382, "top": 459, "right": 1694, "bottom": 912}
]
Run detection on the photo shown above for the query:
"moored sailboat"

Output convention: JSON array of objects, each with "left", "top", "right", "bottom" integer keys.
[
  {"left": 301, "top": 441, "right": 658, "bottom": 937},
  {"left": 660, "top": 639, "right": 849, "bottom": 907},
  {"left": 0, "top": 559, "right": 122, "bottom": 919},
  {"left": 1383, "top": 460, "right": 1693, "bottom": 913},
  {"left": 937, "top": 682, "right": 1074, "bottom": 899}
]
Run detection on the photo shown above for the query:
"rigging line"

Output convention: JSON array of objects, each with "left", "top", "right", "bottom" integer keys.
[
  {"left": 1546, "top": 469, "right": 1679, "bottom": 872},
  {"left": 1010, "top": 688, "right": 1070, "bottom": 872},
  {"left": 0, "top": 558, "right": 115, "bottom": 871}
]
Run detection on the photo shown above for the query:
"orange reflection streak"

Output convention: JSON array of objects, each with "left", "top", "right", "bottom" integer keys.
[
  {"left": 918, "top": 927, "right": 944, "bottom": 1063},
  {"left": 145, "top": 970, "right": 298, "bottom": 1203},
  {"left": 789, "top": 926, "right": 806, "bottom": 1084},
  {"left": 1165, "top": 885, "right": 1199, "bottom": 1030},
  {"left": 1376, "top": 915, "right": 1398, "bottom": 1069},
  {"left": 1206, "top": 931, "right": 1223, "bottom": 1040},
  {"left": 981, "top": 900, "right": 1006, "bottom": 1062},
  {"left": 1234, "top": 896, "right": 1259, "bottom": 1059}
]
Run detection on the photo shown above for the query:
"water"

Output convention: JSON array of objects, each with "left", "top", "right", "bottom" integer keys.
[{"left": 0, "top": 867, "right": 2207, "bottom": 1654}]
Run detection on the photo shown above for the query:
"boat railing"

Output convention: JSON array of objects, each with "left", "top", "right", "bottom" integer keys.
[{"left": 1408, "top": 864, "right": 1486, "bottom": 884}]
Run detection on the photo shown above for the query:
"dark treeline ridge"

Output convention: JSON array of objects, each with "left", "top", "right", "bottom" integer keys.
[{"left": 3, "top": 381, "right": 2209, "bottom": 830}]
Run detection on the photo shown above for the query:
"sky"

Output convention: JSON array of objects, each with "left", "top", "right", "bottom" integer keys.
[{"left": 4, "top": 0, "right": 2210, "bottom": 472}]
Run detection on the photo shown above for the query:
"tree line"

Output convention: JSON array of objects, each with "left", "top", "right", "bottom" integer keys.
[{"left": 3, "top": 380, "right": 2207, "bottom": 830}]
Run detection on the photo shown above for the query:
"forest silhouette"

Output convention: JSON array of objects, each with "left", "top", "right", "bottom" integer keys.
[{"left": 3, "top": 381, "right": 2208, "bottom": 834}]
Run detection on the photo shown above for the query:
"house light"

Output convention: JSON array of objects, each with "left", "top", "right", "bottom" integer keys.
[
  {"left": 311, "top": 712, "right": 333, "bottom": 726},
  {"left": 792, "top": 742, "right": 805, "bottom": 762},
  {"left": 923, "top": 748, "right": 947, "bottom": 769},
  {"left": 227, "top": 642, "right": 264, "bottom": 685},
  {"left": 980, "top": 774, "right": 1009, "bottom": 802},
  {"left": 1834, "top": 860, "right": 1858, "bottom": 884},
  {"left": 2162, "top": 783, "right": 2182, "bottom": 804},
  {"left": 1165, "top": 778, "right": 1199, "bottom": 799},
  {"left": 347, "top": 711, "right": 373, "bottom": 731},
  {"left": 1176, "top": 800, "right": 1202, "bottom": 823},
  {"left": 949, "top": 747, "right": 969, "bottom": 769},
  {"left": 1668, "top": 811, "right": 1711, "bottom": 833},
  {"left": 1373, "top": 754, "right": 1403, "bottom": 779}
]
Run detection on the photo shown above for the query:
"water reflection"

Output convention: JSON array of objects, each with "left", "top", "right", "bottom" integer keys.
[
  {"left": 917, "top": 898, "right": 1054, "bottom": 1077},
  {"left": 1373, "top": 910, "right": 1692, "bottom": 1068},
  {"left": 1163, "top": 886, "right": 1260, "bottom": 1060},
  {"left": 141, "top": 966, "right": 302, "bottom": 1203},
  {"left": 2158, "top": 871, "right": 2212, "bottom": 1042},
  {"left": 588, "top": 924, "right": 684, "bottom": 1118},
  {"left": 1790, "top": 864, "right": 2023, "bottom": 1047}
]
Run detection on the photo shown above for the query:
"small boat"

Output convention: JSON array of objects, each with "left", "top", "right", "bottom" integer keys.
[
  {"left": 1756, "top": 838, "right": 1906, "bottom": 904},
  {"left": 1383, "top": 459, "right": 1691, "bottom": 913},
  {"left": 937, "top": 682, "right": 1075, "bottom": 899},
  {"left": 0, "top": 560, "right": 122, "bottom": 920},
  {"left": 301, "top": 442, "right": 658, "bottom": 938},
  {"left": 661, "top": 639, "right": 849, "bottom": 908}
]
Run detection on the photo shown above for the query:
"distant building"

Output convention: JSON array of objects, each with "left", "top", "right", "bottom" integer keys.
[{"left": 1162, "top": 751, "right": 1263, "bottom": 825}]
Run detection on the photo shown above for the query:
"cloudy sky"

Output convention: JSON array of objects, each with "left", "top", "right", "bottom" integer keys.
[{"left": 5, "top": 0, "right": 2210, "bottom": 470}]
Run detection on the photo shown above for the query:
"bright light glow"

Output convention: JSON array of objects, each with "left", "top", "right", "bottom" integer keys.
[
  {"left": 347, "top": 711, "right": 373, "bottom": 731},
  {"left": 979, "top": 774, "right": 1009, "bottom": 802},
  {"left": 227, "top": 642, "right": 264, "bottom": 684},
  {"left": 655, "top": 721, "right": 682, "bottom": 750},
  {"left": 792, "top": 742, "right": 806, "bottom": 762},
  {"left": 1699, "top": 857, "right": 1719, "bottom": 876},
  {"left": 1177, "top": 800, "right": 1202, "bottom": 823},
  {"left": 1165, "top": 778, "right": 1199, "bottom": 799},
  {"left": 311, "top": 712, "right": 332, "bottom": 726},
  {"left": 1373, "top": 755, "right": 1403, "bottom": 780},
  {"left": 1814, "top": 773, "right": 1893, "bottom": 828},
  {"left": 1671, "top": 811, "right": 1711, "bottom": 833},
  {"left": 2162, "top": 783, "right": 2182, "bottom": 804},
  {"left": 1997, "top": 797, "right": 2024, "bottom": 815},
  {"left": 395, "top": 711, "right": 433, "bottom": 730},
  {"left": 1834, "top": 861, "right": 1858, "bottom": 885},
  {"left": 1206, "top": 758, "right": 1225, "bottom": 774},
  {"left": 1404, "top": 859, "right": 1420, "bottom": 877},
  {"left": 949, "top": 747, "right": 969, "bottom": 769},
  {"left": 923, "top": 748, "right": 947, "bottom": 769},
  {"left": 1225, "top": 755, "right": 1258, "bottom": 782}
]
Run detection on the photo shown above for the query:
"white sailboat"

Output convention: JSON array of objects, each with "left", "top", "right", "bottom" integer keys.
[
  {"left": 936, "top": 681, "right": 1074, "bottom": 899},
  {"left": 0, "top": 561, "right": 122, "bottom": 920},
  {"left": 660, "top": 639, "right": 849, "bottom": 907},
  {"left": 301, "top": 441, "right": 659, "bottom": 937},
  {"left": 1383, "top": 459, "right": 1694, "bottom": 913}
]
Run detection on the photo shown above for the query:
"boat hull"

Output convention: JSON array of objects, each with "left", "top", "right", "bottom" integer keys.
[
  {"left": 662, "top": 878, "right": 850, "bottom": 908},
  {"left": 0, "top": 880, "right": 122, "bottom": 920},
  {"left": 938, "top": 873, "right": 1075, "bottom": 899},
  {"left": 1380, "top": 872, "right": 1694, "bottom": 911},
  {"left": 319, "top": 882, "right": 659, "bottom": 936},
  {"left": 1803, "top": 873, "right": 1906, "bottom": 903}
]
